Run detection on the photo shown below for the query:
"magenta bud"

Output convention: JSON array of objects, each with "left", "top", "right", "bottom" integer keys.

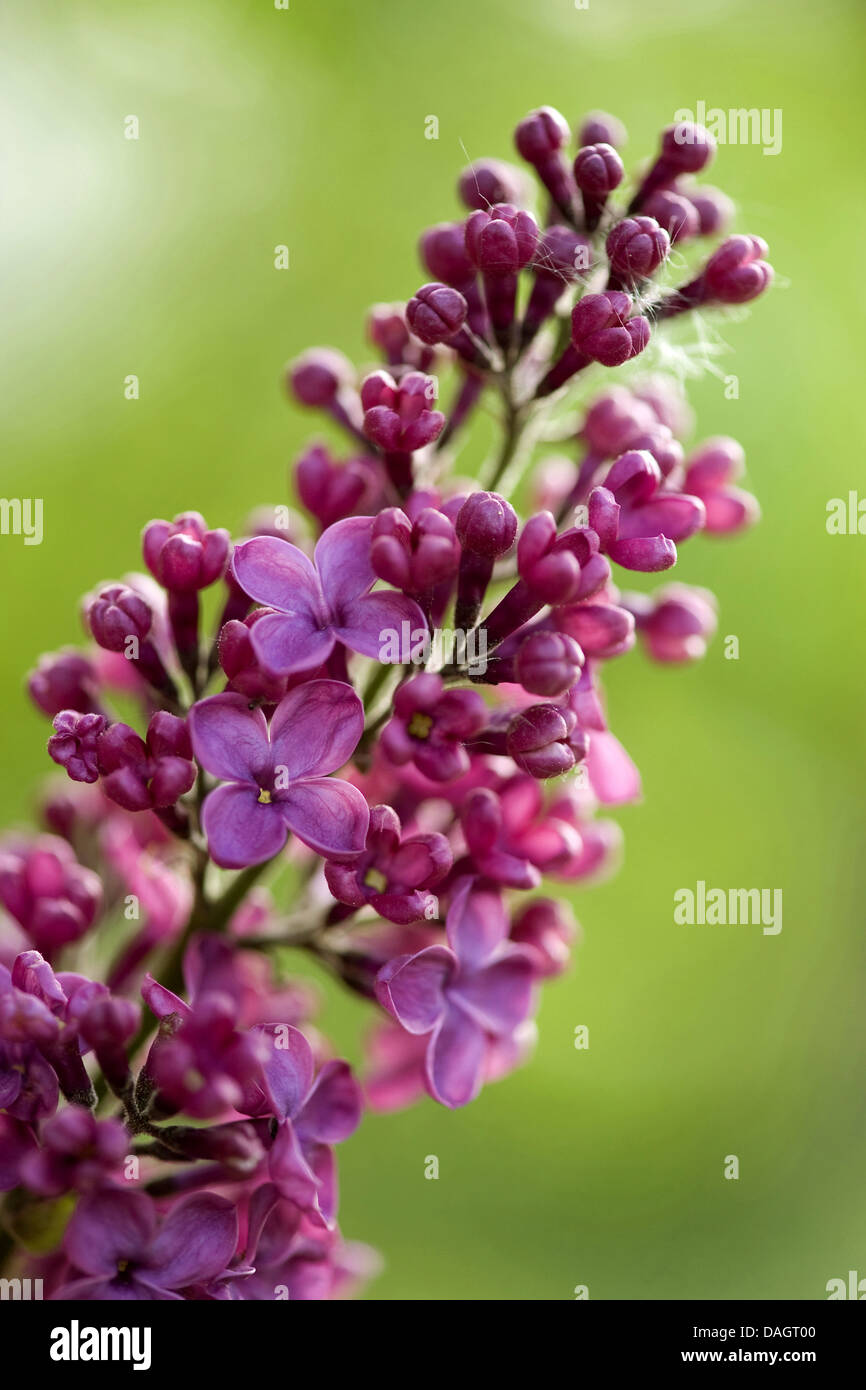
[
  {"left": 465, "top": 204, "right": 539, "bottom": 275},
  {"left": 660, "top": 122, "right": 716, "bottom": 174},
  {"left": 361, "top": 370, "right": 445, "bottom": 453},
  {"left": 633, "top": 583, "right": 718, "bottom": 663},
  {"left": 456, "top": 492, "right": 518, "bottom": 558},
  {"left": 606, "top": 216, "right": 670, "bottom": 282},
  {"left": 296, "top": 444, "right": 377, "bottom": 529},
  {"left": 372, "top": 506, "right": 459, "bottom": 594},
  {"left": 48, "top": 711, "right": 106, "bottom": 783},
  {"left": 406, "top": 283, "right": 468, "bottom": 345},
  {"left": 366, "top": 303, "right": 412, "bottom": 361},
  {"left": 506, "top": 703, "right": 588, "bottom": 779},
  {"left": 28, "top": 650, "right": 100, "bottom": 718},
  {"left": 515, "top": 106, "right": 570, "bottom": 162},
  {"left": 515, "top": 631, "right": 584, "bottom": 697},
  {"left": 571, "top": 292, "right": 650, "bottom": 367},
  {"left": 574, "top": 142, "right": 624, "bottom": 198},
  {"left": 578, "top": 111, "right": 627, "bottom": 149},
  {"left": 143, "top": 514, "right": 230, "bottom": 592},
  {"left": 86, "top": 585, "right": 153, "bottom": 652},
  {"left": 641, "top": 190, "right": 700, "bottom": 243},
  {"left": 419, "top": 222, "right": 475, "bottom": 287},
  {"left": 533, "top": 225, "right": 590, "bottom": 280},
  {"left": 703, "top": 235, "right": 773, "bottom": 303},
  {"left": 458, "top": 158, "right": 529, "bottom": 211},
  {"left": 686, "top": 184, "right": 735, "bottom": 236},
  {"left": 288, "top": 347, "right": 354, "bottom": 406}
]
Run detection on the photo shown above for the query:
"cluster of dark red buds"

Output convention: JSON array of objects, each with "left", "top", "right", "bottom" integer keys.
[{"left": 1, "top": 105, "right": 772, "bottom": 1301}]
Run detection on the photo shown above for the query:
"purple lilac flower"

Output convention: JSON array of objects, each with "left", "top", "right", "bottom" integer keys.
[
  {"left": 231, "top": 516, "right": 425, "bottom": 676},
  {"left": 189, "top": 683, "right": 369, "bottom": 868},
  {"left": 238, "top": 1023, "right": 362, "bottom": 1226},
  {"left": 376, "top": 877, "right": 536, "bottom": 1108},
  {"left": 54, "top": 1189, "right": 238, "bottom": 1300},
  {"left": 324, "top": 805, "right": 452, "bottom": 924}
]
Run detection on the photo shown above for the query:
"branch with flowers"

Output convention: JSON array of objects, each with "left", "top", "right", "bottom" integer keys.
[{"left": 0, "top": 107, "right": 772, "bottom": 1300}]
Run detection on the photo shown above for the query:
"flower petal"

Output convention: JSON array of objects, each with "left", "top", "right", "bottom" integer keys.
[
  {"left": 189, "top": 694, "right": 270, "bottom": 783},
  {"left": 296, "top": 1060, "right": 362, "bottom": 1144},
  {"left": 426, "top": 1003, "right": 486, "bottom": 1108},
  {"left": 375, "top": 945, "right": 454, "bottom": 1033},
  {"left": 145, "top": 1192, "right": 238, "bottom": 1289},
  {"left": 232, "top": 535, "right": 324, "bottom": 616},
  {"left": 242, "top": 1023, "right": 315, "bottom": 1120},
  {"left": 333, "top": 590, "right": 427, "bottom": 661},
  {"left": 64, "top": 1189, "right": 156, "bottom": 1277},
  {"left": 454, "top": 953, "right": 535, "bottom": 1035},
  {"left": 269, "top": 680, "right": 363, "bottom": 779},
  {"left": 586, "top": 729, "right": 642, "bottom": 804},
  {"left": 279, "top": 777, "right": 369, "bottom": 858},
  {"left": 249, "top": 610, "right": 335, "bottom": 678},
  {"left": 314, "top": 516, "right": 375, "bottom": 610},
  {"left": 445, "top": 877, "right": 509, "bottom": 969},
  {"left": 202, "top": 783, "right": 289, "bottom": 869}
]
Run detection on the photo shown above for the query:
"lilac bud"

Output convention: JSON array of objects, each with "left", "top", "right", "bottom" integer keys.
[
  {"left": 406, "top": 283, "right": 468, "bottom": 345},
  {"left": 86, "top": 585, "right": 152, "bottom": 652},
  {"left": 571, "top": 291, "right": 650, "bottom": 367},
  {"left": 465, "top": 204, "right": 539, "bottom": 348},
  {"left": 288, "top": 347, "right": 354, "bottom": 407},
  {"left": 517, "top": 513, "right": 581, "bottom": 603},
  {"left": 557, "top": 601, "right": 635, "bottom": 658},
  {"left": 361, "top": 370, "right": 445, "bottom": 454},
  {"left": 522, "top": 226, "right": 591, "bottom": 345},
  {"left": 456, "top": 492, "right": 517, "bottom": 558},
  {"left": 506, "top": 703, "right": 588, "bottom": 779},
  {"left": 659, "top": 235, "right": 773, "bottom": 316},
  {"left": 419, "top": 222, "right": 476, "bottom": 288},
  {"left": 366, "top": 304, "right": 412, "bottom": 363},
  {"left": 371, "top": 506, "right": 460, "bottom": 595},
  {"left": 515, "top": 631, "right": 584, "bottom": 697},
  {"left": 464, "top": 204, "right": 538, "bottom": 276},
  {"left": 454, "top": 492, "right": 517, "bottom": 631},
  {"left": 514, "top": 107, "right": 575, "bottom": 215},
  {"left": 511, "top": 896, "right": 577, "bottom": 975},
  {"left": 458, "top": 158, "right": 529, "bottom": 211},
  {"left": 703, "top": 234, "right": 773, "bottom": 303},
  {"left": 28, "top": 650, "right": 100, "bottom": 718},
  {"left": 142, "top": 513, "right": 230, "bottom": 593},
  {"left": 641, "top": 190, "right": 700, "bottom": 244},
  {"left": 581, "top": 388, "right": 658, "bottom": 457},
  {"left": 573, "top": 143, "right": 624, "bottom": 231},
  {"left": 686, "top": 184, "right": 735, "bottom": 236},
  {"left": 78, "top": 994, "right": 141, "bottom": 1093},
  {"left": 296, "top": 444, "right": 378, "bottom": 529},
  {"left": 48, "top": 711, "right": 106, "bottom": 783},
  {"left": 630, "top": 583, "right": 718, "bottom": 662},
  {"left": 577, "top": 111, "right": 627, "bottom": 149},
  {"left": 660, "top": 122, "right": 716, "bottom": 174},
  {"left": 606, "top": 216, "right": 670, "bottom": 286},
  {"left": 629, "top": 123, "right": 716, "bottom": 211}
]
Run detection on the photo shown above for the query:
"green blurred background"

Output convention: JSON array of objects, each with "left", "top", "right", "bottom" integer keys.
[{"left": 2, "top": 0, "right": 864, "bottom": 1299}]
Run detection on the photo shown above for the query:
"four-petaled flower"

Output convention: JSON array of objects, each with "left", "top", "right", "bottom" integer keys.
[
  {"left": 376, "top": 877, "right": 536, "bottom": 1108},
  {"left": 188, "top": 682, "right": 369, "bottom": 868},
  {"left": 231, "top": 516, "right": 426, "bottom": 676}
]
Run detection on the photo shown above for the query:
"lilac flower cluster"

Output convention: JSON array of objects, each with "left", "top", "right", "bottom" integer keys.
[{"left": 0, "top": 107, "right": 772, "bottom": 1299}]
